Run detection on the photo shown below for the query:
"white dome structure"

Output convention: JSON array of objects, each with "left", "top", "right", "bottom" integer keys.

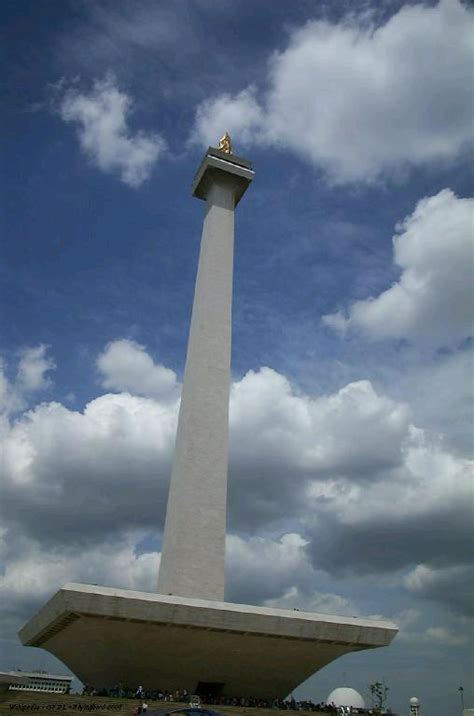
[{"left": 326, "top": 687, "right": 366, "bottom": 709}]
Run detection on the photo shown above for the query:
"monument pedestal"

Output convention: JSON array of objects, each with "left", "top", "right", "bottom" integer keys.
[{"left": 19, "top": 583, "right": 397, "bottom": 698}]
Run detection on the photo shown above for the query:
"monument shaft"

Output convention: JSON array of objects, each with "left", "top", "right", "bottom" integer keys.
[{"left": 158, "top": 154, "right": 253, "bottom": 601}]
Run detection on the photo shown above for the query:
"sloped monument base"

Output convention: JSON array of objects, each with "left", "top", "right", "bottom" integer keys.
[{"left": 20, "top": 583, "right": 397, "bottom": 698}]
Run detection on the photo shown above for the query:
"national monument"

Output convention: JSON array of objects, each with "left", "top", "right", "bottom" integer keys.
[{"left": 19, "top": 137, "right": 398, "bottom": 698}]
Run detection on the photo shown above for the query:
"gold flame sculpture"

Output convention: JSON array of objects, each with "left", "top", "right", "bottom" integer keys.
[{"left": 218, "top": 132, "right": 232, "bottom": 154}]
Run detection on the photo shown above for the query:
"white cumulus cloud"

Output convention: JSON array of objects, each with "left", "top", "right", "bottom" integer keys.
[
  {"left": 423, "top": 626, "right": 469, "bottom": 646},
  {"left": 0, "top": 531, "right": 159, "bottom": 635},
  {"left": 192, "top": 87, "right": 264, "bottom": 150},
  {"left": 405, "top": 564, "right": 474, "bottom": 617},
  {"left": 191, "top": 0, "right": 473, "bottom": 184},
  {"left": 230, "top": 369, "right": 411, "bottom": 482},
  {"left": 0, "top": 345, "right": 55, "bottom": 415},
  {"left": 16, "top": 346, "right": 55, "bottom": 392},
  {"left": 97, "top": 339, "right": 178, "bottom": 400},
  {"left": 0, "top": 341, "right": 472, "bottom": 627},
  {"left": 323, "top": 189, "right": 474, "bottom": 348},
  {"left": 60, "top": 75, "right": 166, "bottom": 187},
  {"left": 264, "top": 586, "right": 357, "bottom": 618},
  {"left": 226, "top": 533, "right": 312, "bottom": 604},
  {"left": 1, "top": 391, "right": 178, "bottom": 543}
]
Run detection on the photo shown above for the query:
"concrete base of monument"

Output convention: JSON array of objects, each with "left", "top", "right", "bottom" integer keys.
[{"left": 19, "top": 583, "right": 398, "bottom": 699}]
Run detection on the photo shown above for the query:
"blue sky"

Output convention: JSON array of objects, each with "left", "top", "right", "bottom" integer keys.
[{"left": 1, "top": 1, "right": 473, "bottom": 715}]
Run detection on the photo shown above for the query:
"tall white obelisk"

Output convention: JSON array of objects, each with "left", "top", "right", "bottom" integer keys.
[
  {"left": 21, "top": 139, "right": 397, "bottom": 696},
  {"left": 157, "top": 139, "right": 254, "bottom": 601}
]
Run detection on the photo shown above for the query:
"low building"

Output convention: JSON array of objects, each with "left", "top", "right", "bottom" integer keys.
[{"left": 6, "top": 670, "right": 72, "bottom": 693}]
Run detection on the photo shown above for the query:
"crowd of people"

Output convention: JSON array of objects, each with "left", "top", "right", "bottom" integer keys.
[{"left": 82, "top": 686, "right": 373, "bottom": 714}]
